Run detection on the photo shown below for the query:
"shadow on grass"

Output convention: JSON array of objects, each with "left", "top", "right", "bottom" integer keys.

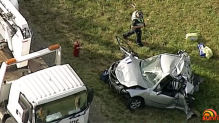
[
  {"left": 19, "top": 1, "right": 219, "bottom": 122},
  {"left": 193, "top": 74, "right": 219, "bottom": 110}
]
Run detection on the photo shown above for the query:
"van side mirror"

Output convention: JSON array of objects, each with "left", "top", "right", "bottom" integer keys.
[
  {"left": 87, "top": 88, "right": 94, "bottom": 104},
  {"left": 22, "top": 109, "right": 29, "bottom": 123}
]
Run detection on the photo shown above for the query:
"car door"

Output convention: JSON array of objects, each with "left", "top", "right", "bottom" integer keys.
[
  {"left": 147, "top": 75, "right": 177, "bottom": 108},
  {"left": 115, "top": 36, "right": 139, "bottom": 58}
]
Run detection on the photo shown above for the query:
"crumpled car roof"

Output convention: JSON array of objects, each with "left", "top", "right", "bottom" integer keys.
[
  {"left": 160, "top": 53, "right": 182, "bottom": 73},
  {"left": 115, "top": 54, "right": 183, "bottom": 88}
]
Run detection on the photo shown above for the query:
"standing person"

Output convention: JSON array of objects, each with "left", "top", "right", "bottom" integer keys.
[{"left": 123, "top": 10, "right": 146, "bottom": 47}]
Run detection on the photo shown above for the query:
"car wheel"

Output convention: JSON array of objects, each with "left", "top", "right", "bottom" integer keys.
[
  {"left": 126, "top": 97, "right": 144, "bottom": 110},
  {"left": 5, "top": 117, "right": 17, "bottom": 123}
]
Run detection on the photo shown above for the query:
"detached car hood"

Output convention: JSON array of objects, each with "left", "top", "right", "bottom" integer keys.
[{"left": 115, "top": 56, "right": 147, "bottom": 88}]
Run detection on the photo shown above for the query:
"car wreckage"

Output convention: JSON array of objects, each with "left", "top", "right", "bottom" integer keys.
[{"left": 106, "top": 36, "right": 202, "bottom": 119}]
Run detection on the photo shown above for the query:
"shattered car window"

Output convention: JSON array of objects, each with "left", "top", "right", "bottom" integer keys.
[{"left": 140, "top": 55, "right": 163, "bottom": 88}]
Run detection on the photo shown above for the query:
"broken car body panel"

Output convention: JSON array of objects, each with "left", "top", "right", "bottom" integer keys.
[
  {"left": 108, "top": 36, "right": 203, "bottom": 120},
  {"left": 115, "top": 56, "right": 146, "bottom": 88}
]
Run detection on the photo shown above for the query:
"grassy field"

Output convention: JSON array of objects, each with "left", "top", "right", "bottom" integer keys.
[{"left": 20, "top": 0, "right": 219, "bottom": 122}]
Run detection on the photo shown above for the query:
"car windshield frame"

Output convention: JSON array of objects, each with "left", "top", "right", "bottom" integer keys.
[
  {"left": 140, "top": 55, "right": 164, "bottom": 88},
  {"left": 35, "top": 90, "right": 88, "bottom": 123}
]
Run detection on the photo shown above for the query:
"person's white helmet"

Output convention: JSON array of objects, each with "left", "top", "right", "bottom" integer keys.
[
  {"left": 131, "top": 10, "right": 143, "bottom": 21},
  {"left": 136, "top": 11, "right": 143, "bottom": 18}
]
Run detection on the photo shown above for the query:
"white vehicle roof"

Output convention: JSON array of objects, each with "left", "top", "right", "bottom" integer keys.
[{"left": 14, "top": 64, "right": 86, "bottom": 105}]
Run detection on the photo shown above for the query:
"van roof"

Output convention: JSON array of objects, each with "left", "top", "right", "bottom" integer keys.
[{"left": 17, "top": 64, "right": 86, "bottom": 105}]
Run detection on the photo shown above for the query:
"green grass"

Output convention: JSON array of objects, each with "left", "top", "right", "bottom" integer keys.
[{"left": 20, "top": 0, "right": 219, "bottom": 122}]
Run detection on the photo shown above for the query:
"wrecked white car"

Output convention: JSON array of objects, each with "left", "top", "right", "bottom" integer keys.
[{"left": 107, "top": 36, "right": 202, "bottom": 119}]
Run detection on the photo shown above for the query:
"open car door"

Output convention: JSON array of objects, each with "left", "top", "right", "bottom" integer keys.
[{"left": 115, "top": 36, "right": 138, "bottom": 58}]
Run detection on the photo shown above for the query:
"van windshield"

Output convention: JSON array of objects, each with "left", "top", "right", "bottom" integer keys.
[{"left": 35, "top": 90, "right": 87, "bottom": 123}]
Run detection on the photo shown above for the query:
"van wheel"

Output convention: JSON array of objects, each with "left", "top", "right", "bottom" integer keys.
[
  {"left": 126, "top": 97, "right": 144, "bottom": 110},
  {"left": 5, "top": 117, "right": 16, "bottom": 123}
]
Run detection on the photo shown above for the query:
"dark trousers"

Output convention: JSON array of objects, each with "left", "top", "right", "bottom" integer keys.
[{"left": 123, "top": 29, "right": 142, "bottom": 44}]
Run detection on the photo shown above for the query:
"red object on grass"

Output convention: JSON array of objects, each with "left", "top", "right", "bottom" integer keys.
[{"left": 73, "top": 41, "right": 80, "bottom": 57}]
